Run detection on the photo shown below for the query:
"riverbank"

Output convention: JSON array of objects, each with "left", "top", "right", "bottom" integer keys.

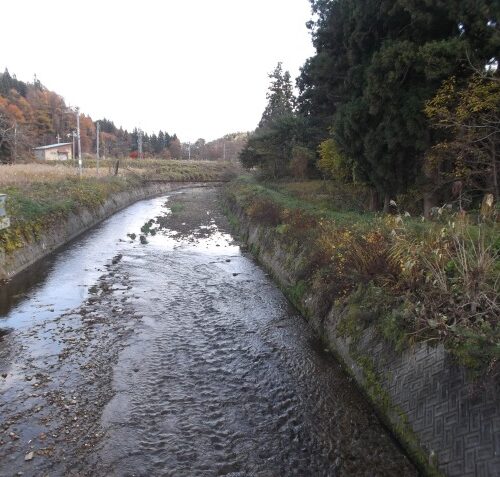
[
  {"left": 0, "top": 186, "right": 416, "bottom": 476},
  {"left": 0, "top": 161, "right": 237, "bottom": 280},
  {"left": 223, "top": 177, "right": 500, "bottom": 477}
]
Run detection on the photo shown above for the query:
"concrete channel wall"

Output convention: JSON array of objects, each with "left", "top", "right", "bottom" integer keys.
[
  {"left": 0, "top": 182, "right": 216, "bottom": 281},
  {"left": 231, "top": 206, "right": 500, "bottom": 477}
]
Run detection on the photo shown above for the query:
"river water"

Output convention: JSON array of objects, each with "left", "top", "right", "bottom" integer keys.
[{"left": 0, "top": 186, "right": 417, "bottom": 476}]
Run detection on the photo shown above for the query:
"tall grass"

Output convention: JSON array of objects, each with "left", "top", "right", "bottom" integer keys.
[
  {"left": 0, "top": 164, "right": 101, "bottom": 185},
  {"left": 0, "top": 159, "right": 240, "bottom": 186}
]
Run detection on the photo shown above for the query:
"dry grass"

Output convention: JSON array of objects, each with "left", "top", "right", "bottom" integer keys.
[
  {"left": 122, "top": 159, "right": 240, "bottom": 181},
  {"left": 0, "top": 163, "right": 103, "bottom": 185},
  {"left": 273, "top": 180, "right": 371, "bottom": 212},
  {"left": 0, "top": 159, "right": 240, "bottom": 186}
]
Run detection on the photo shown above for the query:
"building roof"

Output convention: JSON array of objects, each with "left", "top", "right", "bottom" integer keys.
[{"left": 33, "top": 142, "right": 72, "bottom": 150}]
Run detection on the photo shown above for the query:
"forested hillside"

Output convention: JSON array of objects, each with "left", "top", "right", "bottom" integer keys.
[
  {"left": 0, "top": 70, "right": 178, "bottom": 162},
  {"left": 241, "top": 0, "right": 499, "bottom": 215}
]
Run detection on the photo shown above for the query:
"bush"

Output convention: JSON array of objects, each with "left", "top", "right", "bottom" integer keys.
[
  {"left": 388, "top": 212, "right": 499, "bottom": 371},
  {"left": 281, "top": 208, "right": 318, "bottom": 234},
  {"left": 246, "top": 198, "right": 282, "bottom": 226},
  {"left": 347, "top": 229, "right": 394, "bottom": 282}
]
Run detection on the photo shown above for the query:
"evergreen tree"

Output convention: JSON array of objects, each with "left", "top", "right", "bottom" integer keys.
[
  {"left": 131, "top": 128, "right": 139, "bottom": 153},
  {"left": 240, "top": 63, "right": 300, "bottom": 178},
  {"left": 298, "top": 0, "right": 499, "bottom": 209},
  {"left": 158, "top": 130, "right": 165, "bottom": 152},
  {"left": 0, "top": 69, "right": 13, "bottom": 96},
  {"left": 258, "top": 62, "right": 295, "bottom": 128},
  {"left": 99, "top": 118, "right": 117, "bottom": 134}
]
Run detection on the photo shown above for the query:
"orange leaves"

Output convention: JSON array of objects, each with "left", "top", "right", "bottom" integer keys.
[
  {"left": 0, "top": 95, "right": 26, "bottom": 123},
  {"left": 6, "top": 104, "right": 24, "bottom": 122}
]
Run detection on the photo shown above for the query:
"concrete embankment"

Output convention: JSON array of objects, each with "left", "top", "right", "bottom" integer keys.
[
  {"left": 224, "top": 196, "right": 500, "bottom": 477},
  {"left": 0, "top": 182, "right": 216, "bottom": 280}
]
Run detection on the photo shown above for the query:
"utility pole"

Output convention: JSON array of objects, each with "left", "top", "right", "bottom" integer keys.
[
  {"left": 188, "top": 142, "right": 191, "bottom": 160},
  {"left": 56, "top": 133, "right": 60, "bottom": 144},
  {"left": 68, "top": 131, "right": 75, "bottom": 162},
  {"left": 76, "top": 107, "right": 82, "bottom": 178},
  {"left": 223, "top": 142, "right": 226, "bottom": 161},
  {"left": 96, "top": 121, "right": 100, "bottom": 175},
  {"left": 11, "top": 122, "right": 17, "bottom": 163},
  {"left": 137, "top": 129, "right": 143, "bottom": 160}
]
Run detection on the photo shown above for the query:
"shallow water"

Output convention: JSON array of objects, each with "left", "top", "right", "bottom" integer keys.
[{"left": 0, "top": 187, "right": 417, "bottom": 476}]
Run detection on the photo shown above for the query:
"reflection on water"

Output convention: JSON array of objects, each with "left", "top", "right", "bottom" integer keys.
[{"left": 0, "top": 196, "right": 174, "bottom": 329}]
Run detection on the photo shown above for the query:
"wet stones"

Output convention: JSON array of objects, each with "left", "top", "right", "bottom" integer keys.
[{"left": 111, "top": 254, "right": 123, "bottom": 265}]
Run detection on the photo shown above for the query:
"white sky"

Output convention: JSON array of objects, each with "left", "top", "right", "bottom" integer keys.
[{"left": 0, "top": 0, "right": 315, "bottom": 142}]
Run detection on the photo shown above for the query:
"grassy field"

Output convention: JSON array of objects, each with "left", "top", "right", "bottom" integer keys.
[{"left": 225, "top": 176, "right": 500, "bottom": 376}]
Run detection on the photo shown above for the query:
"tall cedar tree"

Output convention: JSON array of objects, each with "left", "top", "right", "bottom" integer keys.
[
  {"left": 241, "top": 63, "right": 298, "bottom": 178},
  {"left": 298, "top": 0, "right": 499, "bottom": 209},
  {"left": 259, "top": 63, "right": 295, "bottom": 127}
]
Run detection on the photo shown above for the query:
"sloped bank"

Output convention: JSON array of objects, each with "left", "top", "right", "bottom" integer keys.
[
  {"left": 223, "top": 191, "right": 500, "bottom": 477},
  {"left": 0, "top": 181, "right": 216, "bottom": 280}
]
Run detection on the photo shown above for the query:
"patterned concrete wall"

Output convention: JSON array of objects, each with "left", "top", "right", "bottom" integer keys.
[
  {"left": 324, "top": 316, "right": 500, "bottom": 476},
  {"left": 373, "top": 340, "right": 500, "bottom": 476}
]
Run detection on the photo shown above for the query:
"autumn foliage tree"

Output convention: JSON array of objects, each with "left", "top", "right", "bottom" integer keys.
[
  {"left": 0, "top": 69, "right": 182, "bottom": 162},
  {"left": 425, "top": 73, "right": 500, "bottom": 205},
  {"left": 204, "top": 133, "right": 249, "bottom": 162},
  {"left": 168, "top": 136, "right": 182, "bottom": 159},
  {"left": 317, "top": 138, "right": 353, "bottom": 182}
]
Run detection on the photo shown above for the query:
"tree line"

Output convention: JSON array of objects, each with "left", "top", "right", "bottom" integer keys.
[
  {"left": 0, "top": 70, "right": 178, "bottom": 162},
  {"left": 182, "top": 133, "right": 249, "bottom": 162},
  {"left": 240, "top": 0, "right": 499, "bottom": 214}
]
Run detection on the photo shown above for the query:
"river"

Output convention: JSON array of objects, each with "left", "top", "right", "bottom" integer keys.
[{"left": 0, "top": 186, "right": 417, "bottom": 476}]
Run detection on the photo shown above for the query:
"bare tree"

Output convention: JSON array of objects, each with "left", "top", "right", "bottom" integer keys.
[
  {"left": 0, "top": 110, "right": 16, "bottom": 163},
  {"left": 0, "top": 112, "right": 33, "bottom": 163}
]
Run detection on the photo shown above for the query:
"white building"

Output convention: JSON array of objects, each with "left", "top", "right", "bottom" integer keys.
[{"left": 33, "top": 142, "right": 72, "bottom": 161}]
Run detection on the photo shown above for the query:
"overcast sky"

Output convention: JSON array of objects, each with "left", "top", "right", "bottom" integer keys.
[{"left": 0, "top": 0, "right": 315, "bottom": 142}]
